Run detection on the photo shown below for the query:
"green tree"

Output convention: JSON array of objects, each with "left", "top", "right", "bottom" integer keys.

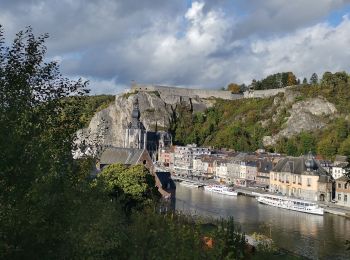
[
  {"left": 0, "top": 26, "right": 127, "bottom": 259},
  {"left": 339, "top": 137, "right": 350, "bottom": 158},
  {"left": 302, "top": 77, "right": 308, "bottom": 84},
  {"left": 310, "top": 73, "right": 318, "bottom": 84},
  {"left": 97, "top": 164, "right": 159, "bottom": 211}
]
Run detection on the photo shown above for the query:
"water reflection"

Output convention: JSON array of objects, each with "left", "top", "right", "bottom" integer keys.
[{"left": 175, "top": 184, "right": 350, "bottom": 260}]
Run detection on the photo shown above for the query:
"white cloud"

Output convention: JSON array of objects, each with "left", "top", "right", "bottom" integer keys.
[
  {"left": 243, "top": 16, "right": 350, "bottom": 81},
  {"left": 1, "top": 0, "right": 350, "bottom": 93}
]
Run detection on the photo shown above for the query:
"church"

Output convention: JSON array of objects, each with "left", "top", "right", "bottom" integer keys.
[
  {"left": 124, "top": 96, "right": 172, "bottom": 160},
  {"left": 99, "top": 96, "right": 172, "bottom": 171}
]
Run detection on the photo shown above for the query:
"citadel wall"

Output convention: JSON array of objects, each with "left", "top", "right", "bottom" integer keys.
[
  {"left": 131, "top": 84, "right": 243, "bottom": 101},
  {"left": 131, "top": 83, "right": 292, "bottom": 101}
]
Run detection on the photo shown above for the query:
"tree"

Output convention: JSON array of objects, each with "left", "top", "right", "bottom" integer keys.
[
  {"left": 310, "top": 73, "right": 318, "bottom": 85},
  {"left": 97, "top": 164, "right": 159, "bottom": 211},
  {"left": 0, "top": 26, "right": 128, "bottom": 259},
  {"left": 321, "top": 71, "right": 349, "bottom": 89},
  {"left": 227, "top": 82, "right": 241, "bottom": 93},
  {"left": 302, "top": 77, "right": 308, "bottom": 84},
  {"left": 339, "top": 137, "right": 350, "bottom": 158},
  {"left": 286, "top": 72, "right": 297, "bottom": 86}
]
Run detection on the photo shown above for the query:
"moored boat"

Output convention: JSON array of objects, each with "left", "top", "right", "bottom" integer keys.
[
  {"left": 257, "top": 194, "right": 324, "bottom": 215},
  {"left": 179, "top": 181, "right": 199, "bottom": 188},
  {"left": 204, "top": 185, "right": 238, "bottom": 196}
]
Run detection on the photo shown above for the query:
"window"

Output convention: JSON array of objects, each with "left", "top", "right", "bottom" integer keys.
[
  {"left": 286, "top": 175, "right": 289, "bottom": 183},
  {"left": 345, "top": 195, "right": 348, "bottom": 202},
  {"left": 298, "top": 188, "right": 301, "bottom": 195},
  {"left": 338, "top": 194, "right": 342, "bottom": 200},
  {"left": 298, "top": 176, "right": 302, "bottom": 185},
  {"left": 293, "top": 175, "right": 296, "bottom": 183},
  {"left": 338, "top": 183, "right": 342, "bottom": 189},
  {"left": 307, "top": 178, "right": 311, "bottom": 187}
]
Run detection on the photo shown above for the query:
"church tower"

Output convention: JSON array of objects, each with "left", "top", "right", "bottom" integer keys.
[{"left": 124, "top": 96, "right": 147, "bottom": 149}]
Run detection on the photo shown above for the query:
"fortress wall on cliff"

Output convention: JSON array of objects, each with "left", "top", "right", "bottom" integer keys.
[
  {"left": 131, "top": 84, "right": 293, "bottom": 101},
  {"left": 243, "top": 87, "right": 289, "bottom": 98},
  {"left": 131, "top": 84, "right": 243, "bottom": 101}
]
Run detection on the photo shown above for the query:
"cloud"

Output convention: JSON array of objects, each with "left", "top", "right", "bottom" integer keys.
[{"left": 1, "top": 0, "right": 350, "bottom": 93}]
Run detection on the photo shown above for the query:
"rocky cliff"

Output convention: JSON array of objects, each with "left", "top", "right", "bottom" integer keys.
[
  {"left": 73, "top": 90, "right": 215, "bottom": 157},
  {"left": 262, "top": 90, "right": 337, "bottom": 146}
]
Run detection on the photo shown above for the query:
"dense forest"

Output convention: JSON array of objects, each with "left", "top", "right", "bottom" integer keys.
[{"left": 171, "top": 71, "right": 350, "bottom": 160}]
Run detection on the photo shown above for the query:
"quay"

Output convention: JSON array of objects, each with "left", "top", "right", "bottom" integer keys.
[{"left": 171, "top": 176, "right": 350, "bottom": 217}]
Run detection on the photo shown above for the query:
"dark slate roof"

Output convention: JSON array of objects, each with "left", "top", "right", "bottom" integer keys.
[
  {"left": 100, "top": 147, "right": 144, "bottom": 165},
  {"left": 334, "top": 155, "right": 348, "bottom": 163},
  {"left": 155, "top": 172, "right": 176, "bottom": 190},
  {"left": 334, "top": 162, "right": 349, "bottom": 168},
  {"left": 336, "top": 175, "right": 350, "bottom": 182},
  {"left": 258, "top": 160, "right": 273, "bottom": 173},
  {"left": 272, "top": 156, "right": 328, "bottom": 176}
]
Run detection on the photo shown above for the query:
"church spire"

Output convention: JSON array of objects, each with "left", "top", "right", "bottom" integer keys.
[{"left": 131, "top": 96, "right": 141, "bottom": 128}]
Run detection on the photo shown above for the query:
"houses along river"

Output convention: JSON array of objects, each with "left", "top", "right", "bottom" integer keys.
[{"left": 175, "top": 184, "right": 350, "bottom": 260}]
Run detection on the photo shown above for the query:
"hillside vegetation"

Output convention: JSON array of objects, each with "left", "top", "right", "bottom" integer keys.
[
  {"left": 62, "top": 95, "right": 115, "bottom": 128},
  {"left": 171, "top": 71, "right": 350, "bottom": 160}
]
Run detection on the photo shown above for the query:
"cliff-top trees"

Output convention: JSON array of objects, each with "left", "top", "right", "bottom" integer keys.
[
  {"left": 310, "top": 73, "right": 318, "bottom": 85},
  {"left": 252, "top": 72, "right": 297, "bottom": 90},
  {"left": 227, "top": 82, "right": 241, "bottom": 93}
]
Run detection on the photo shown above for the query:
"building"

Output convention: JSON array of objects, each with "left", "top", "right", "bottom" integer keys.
[
  {"left": 98, "top": 147, "right": 153, "bottom": 171},
  {"left": 332, "top": 163, "right": 348, "bottom": 180},
  {"left": 335, "top": 176, "right": 350, "bottom": 207},
  {"left": 158, "top": 147, "right": 173, "bottom": 167},
  {"left": 334, "top": 155, "right": 348, "bottom": 165},
  {"left": 124, "top": 97, "right": 147, "bottom": 150},
  {"left": 124, "top": 96, "right": 172, "bottom": 160},
  {"left": 215, "top": 159, "right": 229, "bottom": 182},
  {"left": 192, "top": 146, "right": 212, "bottom": 157},
  {"left": 245, "top": 161, "right": 258, "bottom": 187},
  {"left": 173, "top": 145, "right": 194, "bottom": 175},
  {"left": 227, "top": 159, "right": 241, "bottom": 185},
  {"left": 270, "top": 153, "right": 333, "bottom": 202},
  {"left": 256, "top": 159, "right": 273, "bottom": 188}
]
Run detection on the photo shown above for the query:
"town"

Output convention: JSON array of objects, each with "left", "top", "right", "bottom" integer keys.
[
  {"left": 95, "top": 94, "right": 350, "bottom": 216},
  {"left": 158, "top": 143, "right": 349, "bottom": 210}
]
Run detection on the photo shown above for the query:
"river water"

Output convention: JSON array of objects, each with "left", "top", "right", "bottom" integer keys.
[{"left": 175, "top": 184, "right": 350, "bottom": 260}]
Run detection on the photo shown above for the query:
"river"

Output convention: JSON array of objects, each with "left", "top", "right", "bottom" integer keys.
[{"left": 175, "top": 184, "right": 350, "bottom": 259}]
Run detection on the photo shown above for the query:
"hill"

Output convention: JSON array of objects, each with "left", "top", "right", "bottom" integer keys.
[
  {"left": 171, "top": 71, "right": 350, "bottom": 159},
  {"left": 74, "top": 71, "right": 350, "bottom": 160}
]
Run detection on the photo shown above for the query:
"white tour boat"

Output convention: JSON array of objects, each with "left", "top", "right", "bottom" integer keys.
[
  {"left": 257, "top": 194, "right": 324, "bottom": 215},
  {"left": 179, "top": 181, "right": 199, "bottom": 188},
  {"left": 204, "top": 185, "right": 238, "bottom": 196}
]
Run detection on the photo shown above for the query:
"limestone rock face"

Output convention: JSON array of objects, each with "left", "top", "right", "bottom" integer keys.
[
  {"left": 263, "top": 97, "right": 337, "bottom": 146},
  {"left": 73, "top": 91, "right": 213, "bottom": 158}
]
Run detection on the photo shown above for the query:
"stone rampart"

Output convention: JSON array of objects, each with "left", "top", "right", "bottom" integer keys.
[
  {"left": 243, "top": 86, "right": 292, "bottom": 99},
  {"left": 131, "top": 84, "right": 243, "bottom": 101},
  {"left": 131, "top": 84, "right": 294, "bottom": 101}
]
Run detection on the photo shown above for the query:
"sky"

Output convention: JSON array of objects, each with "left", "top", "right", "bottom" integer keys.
[{"left": 1, "top": 0, "right": 350, "bottom": 94}]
